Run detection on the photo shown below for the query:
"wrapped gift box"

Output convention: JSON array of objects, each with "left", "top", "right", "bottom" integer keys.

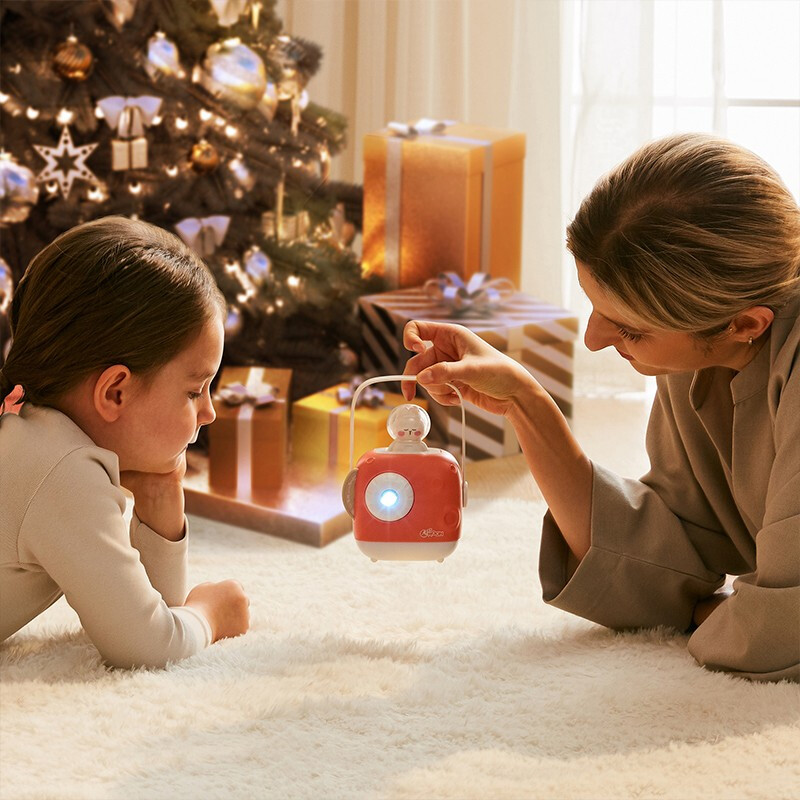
[
  {"left": 359, "top": 286, "right": 578, "bottom": 461},
  {"left": 363, "top": 120, "right": 526, "bottom": 289},
  {"left": 208, "top": 366, "right": 292, "bottom": 496},
  {"left": 292, "top": 382, "right": 427, "bottom": 468}
]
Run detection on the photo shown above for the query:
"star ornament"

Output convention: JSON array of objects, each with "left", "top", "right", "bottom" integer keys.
[{"left": 34, "top": 126, "right": 99, "bottom": 198}]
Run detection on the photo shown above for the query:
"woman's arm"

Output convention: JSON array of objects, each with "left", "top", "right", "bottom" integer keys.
[{"left": 403, "top": 320, "right": 592, "bottom": 559}]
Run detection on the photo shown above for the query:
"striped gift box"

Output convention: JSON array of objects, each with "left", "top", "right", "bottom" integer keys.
[{"left": 358, "top": 288, "right": 579, "bottom": 461}]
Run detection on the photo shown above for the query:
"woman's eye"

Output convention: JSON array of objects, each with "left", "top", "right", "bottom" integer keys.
[
  {"left": 618, "top": 327, "right": 643, "bottom": 342},
  {"left": 188, "top": 391, "right": 202, "bottom": 400}
]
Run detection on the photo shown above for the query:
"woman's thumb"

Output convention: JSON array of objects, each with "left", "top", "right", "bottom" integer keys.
[{"left": 419, "top": 361, "right": 456, "bottom": 386}]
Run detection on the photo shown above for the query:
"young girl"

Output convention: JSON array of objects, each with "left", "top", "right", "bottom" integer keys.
[
  {"left": 402, "top": 134, "right": 799, "bottom": 682},
  {"left": 0, "top": 217, "right": 250, "bottom": 669}
]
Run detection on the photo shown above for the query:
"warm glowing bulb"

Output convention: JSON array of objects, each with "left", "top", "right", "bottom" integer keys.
[
  {"left": 129, "top": 181, "right": 142, "bottom": 194},
  {"left": 225, "top": 125, "right": 238, "bottom": 138},
  {"left": 199, "top": 109, "right": 213, "bottom": 121},
  {"left": 287, "top": 275, "right": 300, "bottom": 288},
  {"left": 175, "top": 117, "right": 188, "bottom": 130},
  {"left": 165, "top": 165, "right": 179, "bottom": 177},
  {"left": 56, "top": 108, "right": 74, "bottom": 125},
  {"left": 26, "top": 107, "right": 40, "bottom": 119}
]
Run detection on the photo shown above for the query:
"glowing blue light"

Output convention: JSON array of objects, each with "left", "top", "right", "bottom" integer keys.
[{"left": 379, "top": 489, "right": 399, "bottom": 508}]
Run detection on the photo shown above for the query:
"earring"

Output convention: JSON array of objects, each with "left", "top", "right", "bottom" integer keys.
[{"left": 748, "top": 336, "right": 754, "bottom": 346}]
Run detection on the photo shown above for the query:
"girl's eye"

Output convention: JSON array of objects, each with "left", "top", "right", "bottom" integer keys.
[
  {"left": 188, "top": 391, "right": 202, "bottom": 400},
  {"left": 618, "top": 327, "right": 643, "bottom": 343}
]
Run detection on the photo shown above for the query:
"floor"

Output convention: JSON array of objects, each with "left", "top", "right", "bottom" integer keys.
[{"left": 465, "top": 392, "right": 653, "bottom": 503}]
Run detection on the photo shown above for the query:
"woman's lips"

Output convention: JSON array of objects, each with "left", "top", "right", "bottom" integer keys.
[{"left": 616, "top": 348, "right": 634, "bottom": 360}]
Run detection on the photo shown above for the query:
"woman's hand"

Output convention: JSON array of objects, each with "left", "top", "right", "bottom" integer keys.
[
  {"left": 184, "top": 580, "right": 250, "bottom": 643},
  {"left": 402, "top": 320, "right": 536, "bottom": 416},
  {"left": 120, "top": 455, "right": 186, "bottom": 541}
]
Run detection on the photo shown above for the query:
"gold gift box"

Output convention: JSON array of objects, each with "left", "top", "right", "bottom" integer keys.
[
  {"left": 292, "top": 384, "right": 427, "bottom": 468},
  {"left": 208, "top": 366, "right": 292, "bottom": 496},
  {"left": 363, "top": 122, "right": 526, "bottom": 289},
  {"left": 111, "top": 137, "right": 147, "bottom": 170}
]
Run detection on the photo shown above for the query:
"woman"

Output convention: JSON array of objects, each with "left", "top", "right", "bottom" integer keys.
[{"left": 401, "top": 133, "right": 799, "bottom": 682}]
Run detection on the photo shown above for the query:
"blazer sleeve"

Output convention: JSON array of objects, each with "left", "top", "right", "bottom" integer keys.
[
  {"left": 538, "top": 381, "right": 728, "bottom": 632},
  {"left": 18, "top": 448, "right": 212, "bottom": 669},
  {"left": 686, "top": 369, "right": 800, "bottom": 682}
]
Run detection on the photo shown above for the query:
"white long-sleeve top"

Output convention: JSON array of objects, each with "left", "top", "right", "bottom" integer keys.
[{"left": 0, "top": 403, "right": 211, "bottom": 668}]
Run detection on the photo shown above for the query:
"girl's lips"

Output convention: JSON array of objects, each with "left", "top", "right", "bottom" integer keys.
[{"left": 616, "top": 348, "right": 634, "bottom": 360}]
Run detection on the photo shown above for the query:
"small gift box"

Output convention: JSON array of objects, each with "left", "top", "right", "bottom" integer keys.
[
  {"left": 363, "top": 119, "right": 526, "bottom": 289},
  {"left": 97, "top": 95, "right": 162, "bottom": 172},
  {"left": 292, "top": 379, "right": 427, "bottom": 468},
  {"left": 208, "top": 366, "right": 292, "bottom": 496},
  {"left": 111, "top": 137, "right": 147, "bottom": 170},
  {"left": 359, "top": 277, "right": 579, "bottom": 461}
]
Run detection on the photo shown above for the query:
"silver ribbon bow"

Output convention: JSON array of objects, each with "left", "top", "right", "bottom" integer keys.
[
  {"left": 174, "top": 216, "right": 231, "bottom": 257},
  {"left": 424, "top": 272, "right": 516, "bottom": 316},
  {"left": 215, "top": 380, "right": 282, "bottom": 407},
  {"left": 97, "top": 96, "right": 162, "bottom": 138},
  {"left": 336, "top": 377, "right": 385, "bottom": 409},
  {"left": 387, "top": 118, "right": 457, "bottom": 138}
]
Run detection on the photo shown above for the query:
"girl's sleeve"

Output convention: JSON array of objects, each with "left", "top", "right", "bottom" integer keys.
[
  {"left": 17, "top": 449, "right": 212, "bottom": 669},
  {"left": 538, "top": 377, "right": 799, "bottom": 682},
  {"left": 129, "top": 511, "right": 189, "bottom": 607}
]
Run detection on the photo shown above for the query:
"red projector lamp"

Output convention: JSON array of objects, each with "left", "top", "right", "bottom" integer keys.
[{"left": 341, "top": 375, "right": 468, "bottom": 562}]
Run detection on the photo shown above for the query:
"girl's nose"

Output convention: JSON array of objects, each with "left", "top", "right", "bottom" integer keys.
[
  {"left": 198, "top": 392, "right": 216, "bottom": 426},
  {"left": 584, "top": 310, "right": 618, "bottom": 352}
]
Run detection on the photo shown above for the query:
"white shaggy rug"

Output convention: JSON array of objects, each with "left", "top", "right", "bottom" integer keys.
[{"left": 2, "top": 495, "right": 799, "bottom": 800}]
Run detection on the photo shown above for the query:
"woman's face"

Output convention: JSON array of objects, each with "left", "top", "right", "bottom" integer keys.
[{"left": 577, "top": 262, "right": 731, "bottom": 376}]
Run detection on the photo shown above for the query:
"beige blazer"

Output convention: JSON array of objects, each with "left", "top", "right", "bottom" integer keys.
[
  {"left": 539, "top": 294, "right": 800, "bottom": 682},
  {"left": 0, "top": 404, "right": 211, "bottom": 668}
]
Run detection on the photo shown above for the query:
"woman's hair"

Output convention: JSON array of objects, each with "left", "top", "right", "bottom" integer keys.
[
  {"left": 566, "top": 133, "right": 800, "bottom": 337},
  {"left": 0, "top": 216, "right": 226, "bottom": 412}
]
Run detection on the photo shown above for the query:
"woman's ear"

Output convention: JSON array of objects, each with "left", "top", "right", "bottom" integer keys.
[
  {"left": 729, "top": 306, "right": 775, "bottom": 343},
  {"left": 92, "top": 365, "right": 133, "bottom": 422}
]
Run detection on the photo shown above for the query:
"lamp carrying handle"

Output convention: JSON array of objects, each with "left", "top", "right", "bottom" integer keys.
[{"left": 348, "top": 375, "right": 467, "bottom": 488}]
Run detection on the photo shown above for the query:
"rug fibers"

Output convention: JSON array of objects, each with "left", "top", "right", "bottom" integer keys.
[{"left": 1, "top": 496, "right": 798, "bottom": 800}]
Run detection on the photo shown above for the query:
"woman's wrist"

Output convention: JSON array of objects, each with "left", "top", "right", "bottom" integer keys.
[{"left": 503, "top": 369, "right": 551, "bottom": 427}]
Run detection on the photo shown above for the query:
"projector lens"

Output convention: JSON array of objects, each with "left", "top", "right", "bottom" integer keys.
[
  {"left": 380, "top": 489, "right": 399, "bottom": 507},
  {"left": 365, "top": 473, "right": 414, "bottom": 521}
]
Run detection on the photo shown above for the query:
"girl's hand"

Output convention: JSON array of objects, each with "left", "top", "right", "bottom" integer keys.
[
  {"left": 402, "top": 320, "right": 537, "bottom": 417},
  {"left": 184, "top": 580, "right": 250, "bottom": 643},
  {"left": 120, "top": 455, "right": 186, "bottom": 541}
]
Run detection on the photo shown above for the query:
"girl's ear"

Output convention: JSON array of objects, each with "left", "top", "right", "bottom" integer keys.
[{"left": 93, "top": 365, "right": 133, "bottom": 422}]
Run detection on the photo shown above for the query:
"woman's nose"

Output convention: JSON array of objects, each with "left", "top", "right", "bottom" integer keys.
[{"left": 584, "top": 311, "right": 618, "bottom": 352}]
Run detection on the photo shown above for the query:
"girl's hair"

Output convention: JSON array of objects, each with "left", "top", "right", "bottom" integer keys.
[
  {"left": 566, "top": 133, "right": 800, "bottom": 337},
  {"left": 0, "top": 216, "right": 226, "bottom": 412}
]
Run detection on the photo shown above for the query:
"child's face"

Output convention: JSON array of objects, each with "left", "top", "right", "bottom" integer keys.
[{"left": 121, "top": 318, "right": 224, "bottom": 473}]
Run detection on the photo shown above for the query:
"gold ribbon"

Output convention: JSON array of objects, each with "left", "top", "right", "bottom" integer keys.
[
  {"left": 174, "top": 216, "right": 231, "bottom": 257},
  {"left": 423, "top": 272, "right": 516, "bottom": 316}
]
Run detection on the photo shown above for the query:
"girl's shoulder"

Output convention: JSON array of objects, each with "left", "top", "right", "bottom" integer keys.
[{"left": 0, "top": 404, "right": 121, "bottom": 496}]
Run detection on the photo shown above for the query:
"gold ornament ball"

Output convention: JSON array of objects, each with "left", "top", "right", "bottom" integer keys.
[
  {"left": 200, "top": 38, "right": 267, "bottom": 111},
  {"left": 190, "top": 140, "right": 220, "bottom": 174},
  {"left": 52, "top": 36, "right": 94, "bottom": 81}
]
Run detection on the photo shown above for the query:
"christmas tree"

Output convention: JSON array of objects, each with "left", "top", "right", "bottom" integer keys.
[{"left": 0, "top": 0, "right": 381, "bottom": 397}]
